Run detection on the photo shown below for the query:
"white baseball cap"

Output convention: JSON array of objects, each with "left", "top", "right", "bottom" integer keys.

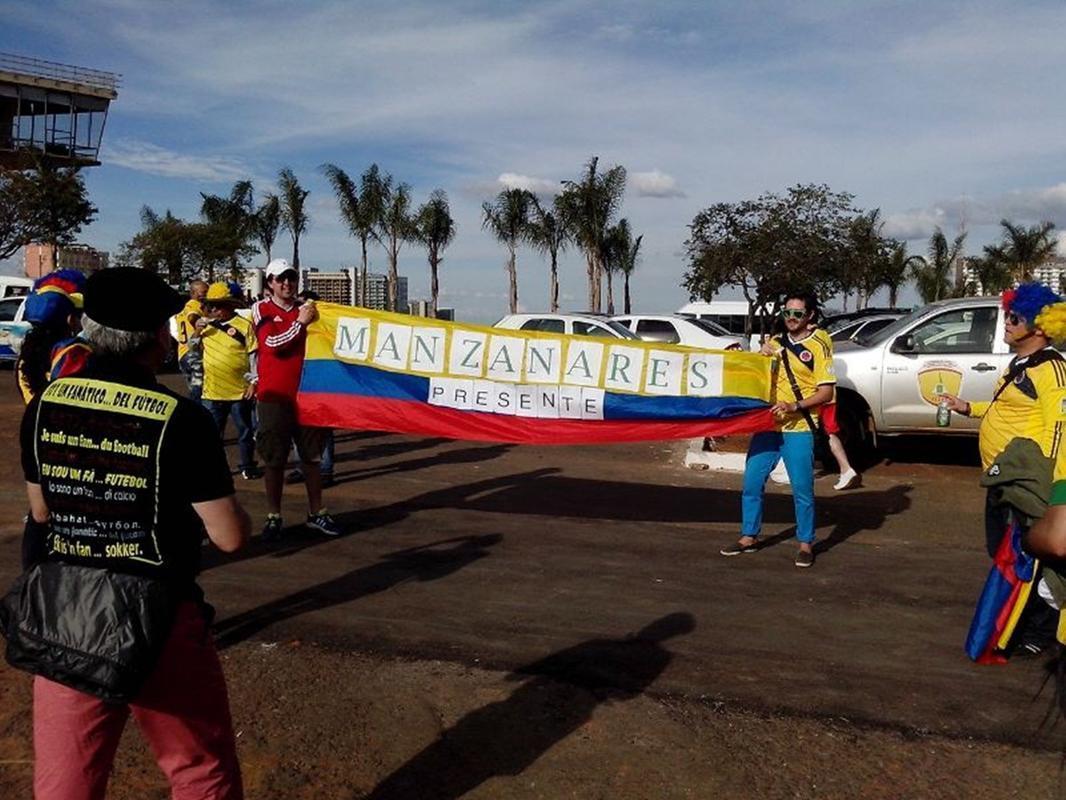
[{"left": 265, "top": 258, "right": 296, "bottom": 278}]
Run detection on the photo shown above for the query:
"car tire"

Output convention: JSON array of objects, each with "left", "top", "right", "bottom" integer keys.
[{"left": 833, "top": 396, "right": 874, "bottom": 469}]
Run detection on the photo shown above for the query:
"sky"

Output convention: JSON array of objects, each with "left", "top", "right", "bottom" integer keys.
[{"left": 3, "top": 0, "right": 1066, "bottom": 322}]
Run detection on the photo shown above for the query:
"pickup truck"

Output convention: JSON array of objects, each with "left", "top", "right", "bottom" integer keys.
[{"left": 831, "top": 296, "right": 1010, "bottom": 459}]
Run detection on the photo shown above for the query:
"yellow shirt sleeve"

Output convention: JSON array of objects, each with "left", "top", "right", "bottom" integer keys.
[
  {"left": 811, "top": 330, "right": 836, "bottom": 386},
  {"left": 1033, "top": 360, "right": 1066, "bottom": 484},
  {"left": 968, "top": 400, "right": 990, "bottom": 419}
]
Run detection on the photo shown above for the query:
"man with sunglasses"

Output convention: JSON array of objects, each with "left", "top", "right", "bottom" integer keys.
[
  {"left": 940, "top": 283, "right": 1066, "bottom": 655},
  {"left": 721, "top": 291, "right": 835, "bottom": 567},
  {"left": 252, "top": 259, "right": 341, "bottom": 539}
]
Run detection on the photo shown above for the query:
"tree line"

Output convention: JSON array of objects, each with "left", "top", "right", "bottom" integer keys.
[
  {"left": 682, "top": 183, "right": 1059, "bottom": 332},
  {"left": 0, "top": 163, "right": 96, "bottom": 260}
]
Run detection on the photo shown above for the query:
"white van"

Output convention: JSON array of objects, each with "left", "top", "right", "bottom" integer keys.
[{"left": 677, "top": 301, "right": 774, "bottom": 348}]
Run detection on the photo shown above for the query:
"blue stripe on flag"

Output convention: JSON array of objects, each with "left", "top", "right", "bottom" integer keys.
[{"left": 301, "top": 359, "right": 766, "bottom": 420}]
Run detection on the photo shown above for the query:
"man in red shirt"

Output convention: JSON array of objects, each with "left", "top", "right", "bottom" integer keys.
[{"left": 252, "top": 259, "right": 341, "bottom": 538}]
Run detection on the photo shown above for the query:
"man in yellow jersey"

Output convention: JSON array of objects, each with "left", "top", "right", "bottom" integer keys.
[
  {"left": 197, "top": 282, "right": 261, "bottom": 479},
  {"left": 721, "top": 290, "right": 835, "bottom": 568},
  {"left": 941, "top": 282, "right": 1066, "bottom": 654},
  {"left": 174, "top": 279, "right": 207, "bottom": 401}
]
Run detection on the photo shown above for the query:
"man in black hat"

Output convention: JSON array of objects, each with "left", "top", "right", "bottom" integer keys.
[{"left": 18, "top": 267, "right": 250, "bottom": 798}]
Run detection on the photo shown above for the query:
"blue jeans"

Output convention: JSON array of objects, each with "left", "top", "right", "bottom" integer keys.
[
  {"left": 741, "top": 431, "right": 816, "bottom": 544},
  {"left": 204, "top": 398, "right": 257, "bottom": 472},
  {"left": 179, "top": 352, "right": 203, "bottom": 403}
]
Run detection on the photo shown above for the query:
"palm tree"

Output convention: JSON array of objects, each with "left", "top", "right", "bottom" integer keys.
[
  {"left": 883, "top": 241, "right": 923, "bottom": 308},
  {"left": 557, "top": 157, "right": 627, "bottom": 312},
  {"left": 964, "top": 254, "right": 1012, "bottom": 296},
  {"left": 910, "top": 227, "right": 966, "bottom": 304},
  {"left": 617, "top": 221, "right": 643, "bottom": 314},
  {"left": 277, "top": 167, "right": 309, "bottom": 268},
  {"left": 983, "top": 219, "right": 1057, "bottom": 281},
  {"left": 252, "top": 193, "right": 280, "bottom": 265},
  {"left": 321, "top": 163, "right": 386, "bottom": 306},
  {"left": 378, "top": 177, "right": 415, "bottom": 312},
  {"left": 525, "top": 197, "right": 571, "bottom": 312},
  {"left": 414, "top": 189, "right": 456, "bottom": 317},
  {"left": 199, "top": 180, "right": 256, "bottom": 280},
  {"left": 482, "top": 188, "right": 534, "bottom": 314}
]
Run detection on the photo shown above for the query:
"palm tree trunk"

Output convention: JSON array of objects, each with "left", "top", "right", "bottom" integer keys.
[
  {"left": 624, "top": 275, "right": 632, "bottom": 314},
  {"left": 507, "top": 245, "right": 518, "bottom": 314},
  {"left": 605, "top": 270, "right": 615, "bottom": 315},
  {"left": 550, "top": 254, "right": 559, "bottom": 313},
  {"left": 360, "top": 238, "right": 369, "bottom": 307},
  {"left": 292, "top": 233, "right": 300, "bottom": 269},
  {"left": 430, "top": 254, "right": 439, "bottom": 317},
  {"left": 586, "top": 252, "right": 596, "bottom": 312},
  {"left": 388, "top": 241, "right": 399, "bottom": 312}
]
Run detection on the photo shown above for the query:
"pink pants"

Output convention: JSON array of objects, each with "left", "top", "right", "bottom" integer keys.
[{"left": 33, "top": 602, "right": 243, "bottom": 800}]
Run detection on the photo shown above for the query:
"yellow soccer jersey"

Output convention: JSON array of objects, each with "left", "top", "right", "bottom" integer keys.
[
  {"left": 769, "top": 328, "right": 836, "bottom": 433},
  {"left": 969, "top": 350, "right": 1066, "bottom": 487},
  {"left": 201, "top": 315, "right": 257, "bottom": 401},
  {"left": 174, "top": 299, "right": 203, "bottom": 360}
]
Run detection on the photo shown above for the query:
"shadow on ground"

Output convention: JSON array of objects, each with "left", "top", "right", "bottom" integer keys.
[{"left": 359, "top": 612, "right": 696, "bottom": 800}]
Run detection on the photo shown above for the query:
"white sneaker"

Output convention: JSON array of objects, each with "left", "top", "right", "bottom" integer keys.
[{"left": 834, "top": 468, "right": 861, "bottom": 490}]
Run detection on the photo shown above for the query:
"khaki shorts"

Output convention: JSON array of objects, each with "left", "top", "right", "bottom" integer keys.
[{"left": 255, "top": 400, "right": 329, "bottom": 468}]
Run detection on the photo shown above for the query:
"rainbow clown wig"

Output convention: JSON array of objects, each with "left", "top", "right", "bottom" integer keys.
[{"left": 23, "top": 269, "right": 86, "bottom": 327}]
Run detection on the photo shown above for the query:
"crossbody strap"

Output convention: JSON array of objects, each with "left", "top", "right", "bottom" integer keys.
[
  {"left": 776, "top": 335, "right": 819, "bottom": 432},
  {"left": 990, "top": 349, "right": 1063, "bottom": 407}
]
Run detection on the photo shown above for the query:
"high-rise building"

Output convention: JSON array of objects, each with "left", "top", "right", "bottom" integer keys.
[
  {"left": 300, "top": 267, "right": 356, "bottom": 304},
  {"left": 961, "top": 256, "right": 1066, "bottom": 295},
  {"left": 23, "top": 242, "right": 109, "bottom": 278},
  {"left": 363, "top": 273, "right": 408, "bottom": 312},
  {"left": 408, "top": 299, "right": 455, "bottom": 320}
]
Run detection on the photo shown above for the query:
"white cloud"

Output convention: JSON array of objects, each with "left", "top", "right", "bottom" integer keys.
[
  {"left": 631, "top": 170, "right": 684, "bottom": 198},
  {"left": 497, "top": 172, "right": 558, "bottom": 196},
  {"left": 882, "top": 208, "right": 949, "bottom": 241},
  {"left": 105, "top": 139, "right": 253, "bottom": 183}
]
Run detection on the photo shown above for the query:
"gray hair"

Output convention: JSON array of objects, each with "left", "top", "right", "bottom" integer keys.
[{"left": 81, "top": 314, "right": 159, "bottom": 358}]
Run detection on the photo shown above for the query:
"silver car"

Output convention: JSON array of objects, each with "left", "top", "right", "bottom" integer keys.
[{"left": 832, "top": 297, "right": 1010, "bottom": 455}]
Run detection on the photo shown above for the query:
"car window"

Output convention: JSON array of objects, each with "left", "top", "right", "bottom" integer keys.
[
  {"left": 519, "top": 319, "right": 543, "bottom": 331},
  {"left": 614, "top": 317, "right": 632, "bottom": 328},
  {"left": 635, "top": 319, "right": 680, "bottom": 343},
  {"left": 537, "top": 319, "right": 565, "bottom": 334},
  {"left": 909, "top": 307, "right": 997, "bottom": 354},
  {"left": 830, "top": 320, "right": 864, "bottom": 341},
  {"left": 857, "top": 318, "right": 895, "bottom": 336},
  {"left": 0, "top": 298, "right": 23, "bottom": 322},
  {"left": 689, "top": 318, "right": 730, "bottom": 336},
  {"left": 573, "top": 321, "right": 619, "bottom": 338}
]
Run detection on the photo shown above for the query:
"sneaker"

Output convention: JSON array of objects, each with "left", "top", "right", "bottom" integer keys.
[
  {"left": 306, "top": 509, "right": 342, "bottom": 537},
  {"left": 720, "top": 538, "right": 760, "bottom": 557},
  {"left": 795, "top": 549, "right": 815, "bottom": 568},
  {"left": 833, "top": 468, "right": 861, "bottom": 491},
  {"left": 285, "top": 469, "right": 305, "bottom": 485},
  {"left": 240, "top": 466, "right": 263, "bottom": 480},
  {"left": 261, "top": 514, "right": 284, "bottom": 541},
  {"left": 1015, "top": 641, "right": 1046, "bottom": 658}
]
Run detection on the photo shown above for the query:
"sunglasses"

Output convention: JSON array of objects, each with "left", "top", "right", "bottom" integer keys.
[
  {"left": 1006, "top": 312, "right": 1026, "bottom": 326},
  {"left": 272, "top": 272, "right": 299, "bottom": 283},
  {"left": 780, "top": 309, "right": 808, "bottom": 320}
]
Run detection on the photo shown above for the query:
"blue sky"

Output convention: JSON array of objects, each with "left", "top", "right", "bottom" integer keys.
[{"left": 4, "top": 0, "right": 1066, "bottom": 321}]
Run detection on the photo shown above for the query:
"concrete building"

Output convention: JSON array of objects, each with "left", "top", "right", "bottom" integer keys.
[
  {"left": 961, "top": 256, "right": 1066, "bottom": 295},
  {"left": 23, "top": 242, "right": 108, "bottom": 278},
  {"left": 301, "top": 267, "right": 356, "bottom": 304},
  {"left": 409, "top": 299, "right": 455, "bottom": 320},
  {"left": 363, "top": 272, "right": 408, "bottom": 312}
]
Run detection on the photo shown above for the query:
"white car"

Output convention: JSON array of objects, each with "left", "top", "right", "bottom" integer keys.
[
  {"left": 612, "top": 314, "right": 746, "bottom": 350},
  {"left": 0, "top": 295, "right": 29, "bottom": 364},
  {"left": 493, "top": 313, "right": 639, "bottom": 340}
]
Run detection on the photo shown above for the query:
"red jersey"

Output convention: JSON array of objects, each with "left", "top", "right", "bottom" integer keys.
[{"left": 252, "top": 297, "right": 308, "bottom": 403}]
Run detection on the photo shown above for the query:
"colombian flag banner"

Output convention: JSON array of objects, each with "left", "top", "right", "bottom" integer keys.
[{"left": 296, "top": 304, "right": 776, "bottom": 445}]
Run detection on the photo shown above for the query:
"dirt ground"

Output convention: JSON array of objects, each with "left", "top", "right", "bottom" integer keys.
[{"left": 1, "top": 375, "right": 1066, "bottom": 798}]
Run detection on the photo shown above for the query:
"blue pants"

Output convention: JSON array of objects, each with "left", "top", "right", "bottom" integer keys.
[
  {"left": 741, "top": 431, "right": 816, "bottom": 544},
  {"left": 204, "top": 398, "right": 257, "bottom": 472}
]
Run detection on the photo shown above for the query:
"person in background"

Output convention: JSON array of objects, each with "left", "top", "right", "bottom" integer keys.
[
  {"left": 941, "top": 282, "right": 1066, "bottom": 655},
  {"left": 721, "top": 290, "right": 835, "bottom": 568},
  {"left": 174, "top": 279, "right": 207, "bottom": 401},
  {"left": 197, "top": 281, "right": 261, "bottom": 480},
  {"left": 19, "top": 267, "right": 249, "bottom": 799},
  {"left": 16, "top": 269, "right": 91, "bottom": 404},
  {"left": 805, "top": 315, "right": 860, "bottom": 491},
  {"left": 252, "top": 259, "right": 341, "bottom": 539}
]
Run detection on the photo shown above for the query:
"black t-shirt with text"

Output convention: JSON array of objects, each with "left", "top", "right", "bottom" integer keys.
[{"left": 20, "top": 360, "right": 234, "bottom": 588}]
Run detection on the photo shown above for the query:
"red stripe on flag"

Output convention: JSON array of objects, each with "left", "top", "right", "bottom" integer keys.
[{"left": 297, "top": 391, "right": 776, "bottom": 445}]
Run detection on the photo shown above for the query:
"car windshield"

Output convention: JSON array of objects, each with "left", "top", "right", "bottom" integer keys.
[
  {"left": 602, "top": 320, "right": 639, "bottom": 339},
  {"left": 854, "top": 307, "right": 925, "bottom": 347},
  {"left": 688, "top": 318, "right": 730, "bottom": 336}
]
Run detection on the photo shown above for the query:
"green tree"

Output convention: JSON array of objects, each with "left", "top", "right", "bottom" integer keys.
[
  {"left": 378, "top": 176, "right": 415, "bottom": 312},
  {"left": 963, "top": 255, "right": 1012, "bottom": 296},
  {"left": 0, "top": 163, "right": 97, "bottom": 259},
  {"left": 253, "top": 193, "right": 281, "bottom": 264},
  {"left": 482, "top": 188, "right": 534, "bottom": 314},
  {"left": 603, "top": 218, "right": 640, "bottom": 316},
  {"left": 683, "top": 184, "right": 857, "bottom": 335},
  {"left": 557, "top": 157, "right": 627, "bottom": 312},
  {"left": 881, "top": 241, "right": 922, "bottom": 309},
  {"left": 844, "top": 209, "right": 894, "bottom": 309},
  {"left": 617, "top": 223, "right": 642, "bottom": 315},
  {"left": 277, "top": 167, "right": 310, "bottom": 268},
  {"left": 909, "top": 227, "right": 966, "bottom": 304},
  {"left": 525, "top": 197, "right": 571, "bottom": 312},
  {"left": 983, "top": 219, "right": 1057, "bottom": 282},
  {"left": 199, "top": 180, "right": 257, "bottom": 280},
  {"left": 321, "top": 163, "right": 387, "bottom": 307},
  {"left": 414, "top": 189, "right": 456, "bottom": 317},
  {"left": 120, "top": 207, "right": 191, "bottom": 285}
]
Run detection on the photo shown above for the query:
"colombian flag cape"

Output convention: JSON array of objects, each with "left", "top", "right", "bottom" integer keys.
[
  {"left": 296, "top": 304, "right": 776, "bottom": 445},
  {"left": 965, "top": 514, "right": 1038, "bottom": 664}
]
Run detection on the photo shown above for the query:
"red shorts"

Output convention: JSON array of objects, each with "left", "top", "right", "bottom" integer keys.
[{"left": 820, "top": 403, "right": 839, "bottom": 435}]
